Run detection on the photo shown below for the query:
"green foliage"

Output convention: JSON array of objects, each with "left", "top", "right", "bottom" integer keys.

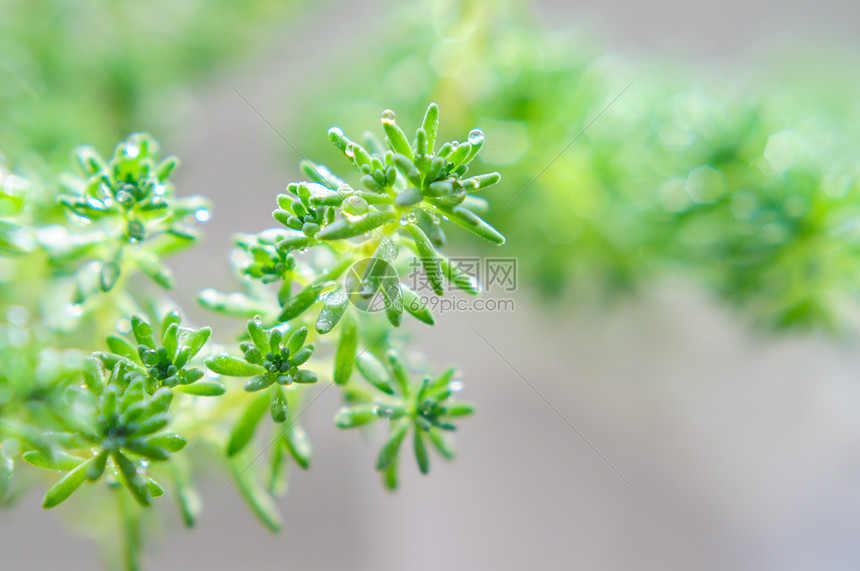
[
  {"left": 57, "top": 133, "right": 209, "bottom": 301},
  {"left": 195, "top": 102, "right": 495, "bottom": 503},
  {"left": 335, "top": 352, "right": 472, "bottom": 487},
  {"left": 97, "top": 312, "right": 215, "bottom": 394},
  {"left": 28, "top": 358, "right": 186, "bottom": 508},
  {"left": 0, "top": 0, "right": 303, "bottom": 167},
  {"left": 2, "top": 105, "right": 494, "bottom": 568},
  {"left": 294, "top": 0, "right": 860, "bottom": 332}
]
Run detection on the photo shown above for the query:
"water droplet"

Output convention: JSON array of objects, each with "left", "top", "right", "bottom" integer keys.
[
  {"left": 194, "top": 209, "right": 210, "bottom": 222},
  {"left": 399, "top": 215, "right": 408, "bottom": 226},
  {"left": 153, "top": 184, "right": 166, "bottom": 196},
  {"left": 329, "top": 127, "right": 344, "bottom": 138},
  {"left": 342, "top": 195, "right": 369, "bottom": 215},
  {"left": 468, "top": 129, "right": 484, "bottom": 146},
  {"left": 345, "top": 145, "right": 355, "bottom": 158},
  {"left": 449, "top": 380, "right": 464, "bottom": 392},
  {"left": 116, "top": 190, "right": 133, "bottom": 205},
  {"left": 381, "top": 109, "right": 396, "bottom": 123},
  {"left": 124, "top": 145, "right": 140, "bottom": 159}
]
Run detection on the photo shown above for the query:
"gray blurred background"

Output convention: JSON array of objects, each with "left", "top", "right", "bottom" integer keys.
[{"left": 3, "top": 0, "right": 860, "bottom": 569}]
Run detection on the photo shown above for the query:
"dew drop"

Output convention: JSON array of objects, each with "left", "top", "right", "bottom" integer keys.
[
  {"left": 381, "top": 109, "right": 396, "bottom": 122},
  {"left": 342, "top": 195, "right": 369, "bottom": 215},
  {"left": 468, "top": 129, "right": 484, "bottom": 146},
  {"left": 194, "top": 209, "right": 211, "bottom": 222}
]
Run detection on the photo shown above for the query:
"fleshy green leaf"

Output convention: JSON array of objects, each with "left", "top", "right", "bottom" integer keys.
[
  {"left": 414, "top": 428, "right": 430, "bottom": 475},
  {"left": 183, "top": 327, "right": 211, "bottom": 358},
  {"left": 245, "top": 374, "right": 274, "bottom": 392},
  {"left": 356, "top": 352, "right": 394, "bottom": 394},
  {"left": 227, "top": 392, "right": 270, "bottom": 457},
  {"left": 270, "top": 386, "right": 289, "bottom": 423},
  {"left": 401, "top": 284, "right": 434, "bottom": 325},
  {"left": 147, "top": 433, "right": 187, "bottom": 453},
  {"left": 171, "top": 458, "right": 200, "bottom": 528},
  {"left": 405, "top": 223, "right": 444, "bottom": 296},
  {"left": 334, "top": 313, "right": 358, "bottom": 385},
  {"left": 381, "top": 111, "right": 413, "bottom": 160},
  {"left": 315, "top": 285, "right": 349, "bottom": 334},
  {"left": 438, "top": 205, "right": 505, "bottom": 245},
  {"left": 316, "top": 210, "right": 395, "bottom": 241},
  {"left": 284, "top": 426, "right": 311, "bottom": 470},
  {"left": 439, "top": 253, "right": 482, "bottom": 295},
  {"left": 286, "top": 326, "right": 308, "bottom": 355},
  {"left": 279, "top": 282, "right": 326, "bottom": 322},
  {"left": 43, "top": 457, "right": 93, "bottom": 509},
  {"left": 173, "top": 381, "right": 225, "bottom": 396},
  {"left": 82, "top": 356, "right": 105, "bottom": 394},
  {"left": 130, "top": 316, "right": 155, "bottom": 349},
  {"left": 247, "top": 317, "right": 269, "bottom": 352},
  {"left": 113, "top": 452, "right": 152, "bottom": 506},
  {"left": 23, "top": 450, "right": 84, "bottom": 472},
  {"left": 334, "top": 404, "right": 377, "bottom": 428},
  {"left": 376, "top": 421, "right": 409, "bottom": 471},
  {"left": 230, "top": 456, "right": 282, "bottom": 532},
  {"left": 268, "top": 442, "right": 289, "bottom": 498},
  {"left": 428, "top": 430, "right": 456, "bottom": 460},
  {"left": 385, "top": 350, "right": 410, "bottom": 393},
  {"left": 421, "top": 102, "right": 440, "bottom": 153},
  {"left": 445, "top": 402, "right": 475, "bottom": 417},
  {"left": 205, "top": 354, "right": 265, "bottom": 377}
]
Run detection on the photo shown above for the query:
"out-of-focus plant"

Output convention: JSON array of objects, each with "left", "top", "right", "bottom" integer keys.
[
  {"left": 0, "top": 0, "right": 303, "bottom": 169},
  {"left": 292, "top": 0, "right": 860, "bottom": 331},
  {"left": 1, "top": 105, "right": 501, "bottom": 568}
]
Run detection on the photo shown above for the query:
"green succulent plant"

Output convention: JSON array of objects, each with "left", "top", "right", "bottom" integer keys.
[
  {"left": 335, "top": 349, "right": 473, "bottom": 488},
  {"left": 1, "top": 104, "right": 504, "bottom": 568}
]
